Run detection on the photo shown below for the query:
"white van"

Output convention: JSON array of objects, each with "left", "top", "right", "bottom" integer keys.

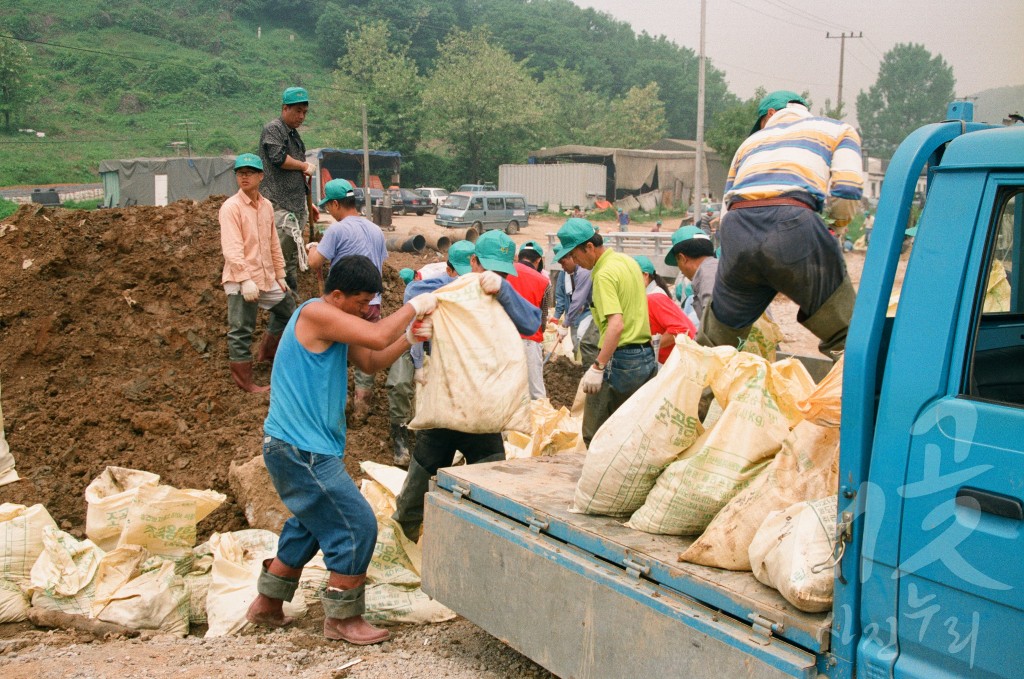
[
  {"left": 435, "top": 191, "right": 529, "bottom": 234},
  {"left": 415, "top": 187, "right": 449, "bottom": 213}
]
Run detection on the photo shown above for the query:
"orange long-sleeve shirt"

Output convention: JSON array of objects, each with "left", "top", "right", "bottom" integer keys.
[{"left": 219, "top": 189, "right": 285, "bottom": 289}]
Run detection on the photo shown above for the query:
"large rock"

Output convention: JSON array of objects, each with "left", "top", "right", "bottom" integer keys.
[{"left": 228, "top": 455, "right": 291, "bottom": 533}]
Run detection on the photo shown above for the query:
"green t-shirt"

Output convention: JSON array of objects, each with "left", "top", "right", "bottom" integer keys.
[{"left": 590, "top": 249, "right": 651, "bottom": 347}]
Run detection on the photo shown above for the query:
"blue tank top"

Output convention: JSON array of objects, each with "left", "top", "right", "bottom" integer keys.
[{"left": 264, "top": 299, "right": 349, "bottom": 456}]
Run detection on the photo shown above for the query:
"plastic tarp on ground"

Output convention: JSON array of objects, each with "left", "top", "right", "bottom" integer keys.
[{"left": 98, "top": 157, "right": 237, "bottom": 207}]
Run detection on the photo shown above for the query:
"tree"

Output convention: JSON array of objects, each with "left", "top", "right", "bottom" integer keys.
[
  {"left": 421, "top": 30, "right": 544, "bottom": 182},
  {"left": 326, "top": 21, "right": 422, "bottom": 160},
  {"left": 705, "top": 88, "right": 765, "bottom": 163},
  {"left": 592, "top": 82, "right": 667, "bottom": 148},
  {"left": 0, "top": 39, "right": 34, "bottom": 131},
  {"left": 535, "top": 66, "right": 604, "bottom": 146},
  {"left": 856, "top": 43, "right": 955, "bottom": 159}
]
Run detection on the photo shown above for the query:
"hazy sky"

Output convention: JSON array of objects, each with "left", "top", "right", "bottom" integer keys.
[{"left": 575, "top": 0, "right": 1024, "bottom": 121}]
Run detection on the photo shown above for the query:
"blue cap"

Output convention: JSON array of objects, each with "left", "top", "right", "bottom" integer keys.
[
  {"left": 752, "top": 90, "right": 807, "bottom": 133},
  {"left": 632, "top": 255, "right": 656, "bottom": 275},
  {"left": 554, "top": 218, "right": 597, "bottom": 261},
  {"left": 474, "top": 231, "right": 518, "bottom": 276},
  {"left": 318, "top": 179, "right": 355, "bottom": 207},
  {"left": 447, "top": 241, "right": 476, "bottom": 275},
  {"left": 520, "top": 240, "right": 544, "bottom": 258},
  {"left": 233, "top": 153, "right": 263, "bottom": 172},
  {"left": 282, "top": 87, "right": 309, "bottom": 105},
  {"left": 399, "top": 268, "right": 415, "bottom": 284}
]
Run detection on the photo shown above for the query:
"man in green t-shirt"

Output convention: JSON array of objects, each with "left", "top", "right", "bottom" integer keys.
[{"left": 554, "top": 218, "right": 657, "bottom": 443}]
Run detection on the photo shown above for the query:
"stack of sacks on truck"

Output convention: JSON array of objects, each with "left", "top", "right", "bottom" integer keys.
[{"left": 572, "top": 336, "right": 844, "bottom": 612}]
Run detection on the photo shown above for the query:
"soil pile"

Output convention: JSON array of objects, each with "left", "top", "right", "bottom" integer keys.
[{"left": 0, "top": 200, "right": 403, "bottom": 537}]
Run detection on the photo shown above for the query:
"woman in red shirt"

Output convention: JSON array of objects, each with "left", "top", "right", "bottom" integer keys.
[{"left": 633, "top": 256, "right": 697, "bottom": 364}]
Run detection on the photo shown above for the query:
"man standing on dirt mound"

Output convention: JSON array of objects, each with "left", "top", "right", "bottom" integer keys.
[
  {"left": 554, "top": 218, "right": 656, "bottom": 445},
  {"left": 698, "top": 90, "right": 863, "bottom": 357},
  {"left": 219, "top": 153, "right": 296, "bottom": 393},
  {"left": 259, "top": 86, "right": 316, "bottom": 293},
  {"left": 392, "top": 231, "right": 541, "bottom": 542},
  {"left": 306, "top": 179, "right": 388, "bottom": 427},
  {"left": 246, "top": 255, "right": 437, "bottom": 645}
]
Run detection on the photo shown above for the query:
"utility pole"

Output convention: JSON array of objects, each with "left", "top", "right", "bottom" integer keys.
[
  {"left": 176, "top": 120, "right": 196, "bottom": 157},
  {"left": 361, "top": 103, "right": 371, "bottom": 218},
  {"left": 693, "top": 0, "right": 707, "bottom": 209},
  {"left": 826, "top": 32, "right": 863, "bottom": 110}
]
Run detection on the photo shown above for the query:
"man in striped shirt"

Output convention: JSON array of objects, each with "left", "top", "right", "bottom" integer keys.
[{"left": 698, "top": 90, "right": 862, "bottom": 358}]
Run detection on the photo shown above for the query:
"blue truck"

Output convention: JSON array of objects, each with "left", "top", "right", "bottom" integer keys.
[{"left": 420, "top": 103, "right": 1024, "bottom": 678}]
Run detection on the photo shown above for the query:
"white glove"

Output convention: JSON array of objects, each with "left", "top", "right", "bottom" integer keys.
[
  {"left": 581, "top": 365, "right": 605, "bottom": 395},
  {"left": 277, "top": 278, "right": 289, "bottom": 293},
  {"left": 240, "top": 279, "right": 259, "bottom": 302},
  {"left": 414, "top": 368, "right": 426, "bottom": 385},
  {"left": 302, "top": 161, "right": 315, "bottom": 177},
  {"left": 408, "top": 292, "right": 438, "bottom": 317},
  {"left": 405, "top": 317, "right": 433, "bottom": 344},
  {"left": 556, "top": 324, "right": 569, "bottom": 341},
  {"left": 479, "top": 270, "right": 502, "bottom": 295}
]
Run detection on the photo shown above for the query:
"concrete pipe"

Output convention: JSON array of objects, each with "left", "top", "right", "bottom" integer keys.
[
  {"left": 410, "top": 227, "right": 451, "bottom": 253},
  {"left": 385, "top": 234, "right": 426, "bottom": 253}
]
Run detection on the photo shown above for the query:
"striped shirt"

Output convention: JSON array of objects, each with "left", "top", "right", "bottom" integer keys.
[{"left": 723, "top": 104, "right": 863, "bottom": 211}]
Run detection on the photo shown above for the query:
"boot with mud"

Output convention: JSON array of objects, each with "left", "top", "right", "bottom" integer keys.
[
  {"left": 256, "top": 332, "right": 282, "bottom": 364},
  {"left": 695, "top": 303, "right": 753, "bottom": 349},
  {"left": 390, "top": 423, "right": 411, "bottom": 468},
  {"left": 350, "top": 388, "right": 373, "bottom": 426},
  {"left": 230, "top": 361, "right": 270, "bottom": 393},
  {"left": 322, "top": 573, "right": 390, "bottom": 645},
  {"left": 246, "top": 558, "right": 301, "bottom": 627},
  {"left": 799, "top": 276, "right": 855, "bottom": 360}
]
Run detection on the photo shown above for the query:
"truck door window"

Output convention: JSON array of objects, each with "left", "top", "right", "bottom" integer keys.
[
  {"left": 487, "top": 198, "right": 504, "bottom": 210},
  {"left": 966, "top": 189, "right": 1024, "bottom": 404}
]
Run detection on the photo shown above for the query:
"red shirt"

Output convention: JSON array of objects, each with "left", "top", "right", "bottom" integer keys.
[
  {"left": 647, "top": 291, "right": 696, "bottom": 363},
  {"left": 508, "top": 262, "right": 549, "bottom": 343}
]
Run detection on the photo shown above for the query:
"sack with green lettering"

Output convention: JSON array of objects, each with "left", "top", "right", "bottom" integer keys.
[
  {"left": 571, "top": 337, "right": 736, "bottom": 517},
  {"left": 29, "top": 527, "right": 104, "bottom": 615},
  {"left": 627, "top": 352, "right": 804, "bottom": 535},
  {"left": 0, "top": 503, "right": 58, "bottom": 622}
]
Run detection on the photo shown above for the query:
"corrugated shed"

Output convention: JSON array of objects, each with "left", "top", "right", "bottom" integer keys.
[{"left": 498, "top": 163, "right": 606, "bottom": 209}]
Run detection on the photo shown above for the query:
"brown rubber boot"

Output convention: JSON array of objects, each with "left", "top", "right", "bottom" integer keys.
[
  {"left": 322, "top": 574, "right": 390, "bottom": 645},
  {"left": 256, "top": 333, "right": 282, "bottom": 364},
  {"left": 246, "top": 559, "right": 301, "bottom": 628},
  {"left": 230, "top": 361, "right": 270, "bottom": 393}
]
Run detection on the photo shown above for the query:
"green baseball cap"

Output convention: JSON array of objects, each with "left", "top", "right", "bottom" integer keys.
[
  {"left": 234, "top": 153, "right": 263, "bottom": 172},
  {"left": 554, "top": 218, "right": 597, "bottom": 261},
  {"left": 318, "top": 178, "right": 355, "bottom": 207},
  {"left": 399, "top": 268, "right": 415, "bottom": 284},
  {"left": 665, "top": 225, "right": 713, "bottom": 266},
  {"left": 473, "top": 230, "right": 518, "bottom": 276},
  {"left": 632, "top": 255, "right": 656, "bottom": 275},
  {"left": 751, "top": 90, "right": 808, "bottom": 134},
  {"left": 282, "top": 87, "right": 309, "bottom": 105},
  {"left": 519, "top": 240, "right": 544, "bottom": 258},
  {"left": 447, "top": 240, "right": 476, "bottom": 275}
]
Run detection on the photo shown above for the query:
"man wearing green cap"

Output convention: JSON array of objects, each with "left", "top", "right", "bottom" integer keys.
[
  {"left": 511, "top": 240, "right": 550, "bottom": 399},
  {"left": 220, "top": 154, "right": 296, "bottom": 392},
  {"left": 393, "top": 231, "right": 542, "bottom": 541},
  {"left": 705, "top": 90, "right": 863, "bottom": 357},
  {"left": 665, "top": 225, "right": 717, "bottom": 324},
  {"left": 259, "top": 86, "right": 316, "bottom": 293},
  {"left": 554, "top": 218, "right": 656, "bottom": 444}
]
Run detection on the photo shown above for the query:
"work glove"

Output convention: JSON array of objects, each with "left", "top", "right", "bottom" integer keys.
[
  {"left": 408, "top": 292, "right": 438, "bottom": 317},
  {"left": 302, "top": 161, "right": 316, "bottom": 177},
  {"left": 414, "top": 367, "right": 427, "bottom": 385},
  {"left": 479, "top": 271, "right": 502, "bottom": 295},
  {"left": 581, "top": 365, "right": 605, "bottom": 395},
  {"left": 240, "top": 279, "right": 260, "bottom": 302},
  {"left": 556, "top": 324, "right": 569, "bottom": 341},
  {"left": 405, "top": 317, "right": 433, "bottom": 344},
  {"left": 277, "top": 278, "right": 289, "bottom": 294}
]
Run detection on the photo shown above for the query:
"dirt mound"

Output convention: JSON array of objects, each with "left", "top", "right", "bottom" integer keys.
[{"left": 0, "top": 200, "right": 404, "bottom": 538}]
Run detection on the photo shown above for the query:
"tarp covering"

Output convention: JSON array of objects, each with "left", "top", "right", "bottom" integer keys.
[
  {"left": 529, "top": 145, "right": 707, "bottom": 198},
  {"left": 98, "top": 157, "right": 236, "bottom": 207}
]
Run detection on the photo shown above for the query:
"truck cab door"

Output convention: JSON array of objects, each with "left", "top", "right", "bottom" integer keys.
[{"left": 893, "top": 181, "right": 1024, "bottom": 679}]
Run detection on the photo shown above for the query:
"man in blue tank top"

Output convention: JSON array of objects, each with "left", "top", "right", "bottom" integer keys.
[{"left": 246, "top": 255, "right": 438, "bottom": 645}]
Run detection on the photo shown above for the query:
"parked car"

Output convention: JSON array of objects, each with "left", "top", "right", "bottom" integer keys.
[
  {"left": 456, "top": 183, "right": 497, "bottom": 193},
  {"left": 389, "top": 188, "right": 430, "bottom": 216},
  {"left": 353, "top": 187, "right": 384, "bottom": 208},
  {"left": 416, "top": 187, "right": 449, "bottom": 213},
  {"left": 435, "top": 191, "right": 529, "bottom": 234}
]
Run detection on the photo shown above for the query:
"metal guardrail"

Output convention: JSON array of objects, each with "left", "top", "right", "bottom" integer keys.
[{"left": 544, "top": 231, "right": 679, "bottom": 277}]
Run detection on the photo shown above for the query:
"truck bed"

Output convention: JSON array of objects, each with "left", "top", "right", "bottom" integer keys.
[{"left": 423, "top": 454, "right": 831, "bottom": 677}]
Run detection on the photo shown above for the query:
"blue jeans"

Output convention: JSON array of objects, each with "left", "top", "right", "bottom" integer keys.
[
  {"left": 262, "top": 435, "right": 377, "bottom": 576},
  {"left": 582, "top": 344, "right": 657, "bottom": 444}
]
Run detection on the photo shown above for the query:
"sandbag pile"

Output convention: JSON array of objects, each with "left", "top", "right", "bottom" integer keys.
[
  {"left": 573, "top": 337, "right": 846, "bottom": 612},
  {"left": 504, "top": 399, "right": 583, "bottom": 459}
]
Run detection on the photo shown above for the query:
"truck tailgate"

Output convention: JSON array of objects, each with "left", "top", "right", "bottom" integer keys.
[{"left": 422, "top": 456, "right": 831, "bottom": 665}]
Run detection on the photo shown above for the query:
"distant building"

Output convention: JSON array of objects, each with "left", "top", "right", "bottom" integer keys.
[{"left": 99, "top": 156, "right": 236, "bottom": 207}]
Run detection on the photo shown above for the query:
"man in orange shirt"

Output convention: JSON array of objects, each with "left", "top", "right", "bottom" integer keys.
[
  {"left": 510, "top": 241, "right": 550, "bottom": 399},
  {"left": 220, "top": 153, "right": 296, "bottom": 392}
]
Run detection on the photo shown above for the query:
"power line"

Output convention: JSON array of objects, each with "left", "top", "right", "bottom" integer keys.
[{"left": 0, "top": 33, "right": 164, "bottom": 63}]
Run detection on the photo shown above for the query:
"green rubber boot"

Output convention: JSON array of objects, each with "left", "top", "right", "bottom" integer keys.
[{"left": 800, "top": 276, "right": 856, "bottom": 359}]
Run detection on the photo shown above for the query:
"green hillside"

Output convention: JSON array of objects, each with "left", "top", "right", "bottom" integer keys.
[{"left": 0, "top": 0, "right": 738, "bottom": 187}]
